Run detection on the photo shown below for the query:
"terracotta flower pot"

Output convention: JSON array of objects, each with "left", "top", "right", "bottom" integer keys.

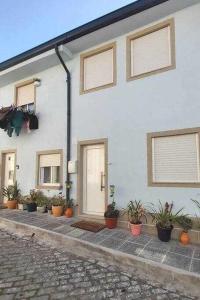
[
  {"left": 180, "top": 231, "right": 190, "bottom": 245},
  {"left": 7, "top": 200, "right": 17, "bottom": 209},
  {"left": 105, "top": 217, "right": 118, "bottom": 229},
  {"left": 65, "top": 207, "right": 73, "bottom": 218},
  {"left": 129, "top": 223, "right": 142, "bottom": 236},
  {"left": 52, "top": 205, "right": 63, "bottom": 217}
]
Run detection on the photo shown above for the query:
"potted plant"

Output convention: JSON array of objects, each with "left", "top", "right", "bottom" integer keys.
[
  {"left": 178, "top": 215, "right": 193, "bottom": 245},
  {"left": 126, "top": 200, "right": 147, "bottom": 236},
  {"left": 51, "top": 194, "right": 65, "bottom": 217},
  {"left": 26, "top": 189, "right": 37, "bottom": 212},
  {"left": 104, "top": 185, "right": 119, "bottom": 229},
  {"left": 18, "top": 196, "right": 27, "bottom": 210},
  {"left": 35, "top": 191, "right": 48, "bottom": 213},
  {"left": 64, "top": 199, "right": 74, "bottom": 218},
  {"left": 150, "top": 201, "right": 183, "bottom": 242},
  {"left": 2, "top": 181, "right": 20, "bottom": 209}
]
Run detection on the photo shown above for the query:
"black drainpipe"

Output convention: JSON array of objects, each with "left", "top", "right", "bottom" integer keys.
[{"left": 55, "top": 45, "right": 71, "bottom": 201}]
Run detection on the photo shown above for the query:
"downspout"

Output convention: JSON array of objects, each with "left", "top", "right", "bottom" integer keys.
[{"left": 55, "top": 45, "right": 71, "bottom": 201}]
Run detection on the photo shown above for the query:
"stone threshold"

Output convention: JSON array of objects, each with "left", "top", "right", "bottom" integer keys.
[{"left": 0, "top": 210, "right": 200, "bottom": 298}]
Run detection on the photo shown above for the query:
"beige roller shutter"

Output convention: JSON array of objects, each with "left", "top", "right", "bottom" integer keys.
[
  {"left": 40, "top": 154, "right": 60, "bottom": 167},
  {"left": 84, "top": 48, "right": 114, "bottom": 91},
  {"left": 16, "top": 83, "right": 35, "bottom": 106},
  {"left": 152, "top": 133, "right": 200, "bottom": 183},
  {"left": 131, "top": 26, "right": 171, "bottom": 77}
]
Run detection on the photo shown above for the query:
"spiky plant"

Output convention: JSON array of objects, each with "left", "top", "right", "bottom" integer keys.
[{"left": 127, "top": 200, "right": 147, "bottom": 224}]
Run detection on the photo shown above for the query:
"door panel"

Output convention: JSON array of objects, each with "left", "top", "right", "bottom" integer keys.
[
  {"left": 82, "top": 144, "right": 105, "bottom": 215},
  {"left": 4, "top": 153, "right": 15, "bottom": 187}
]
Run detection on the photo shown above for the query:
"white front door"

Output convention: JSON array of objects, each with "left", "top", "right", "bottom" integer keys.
[
  {"left": 82, "top": 144, "right": 105, "bottom": 216},
  {"left": 4, "top": 153, "right": 15, "bottom": 187}
]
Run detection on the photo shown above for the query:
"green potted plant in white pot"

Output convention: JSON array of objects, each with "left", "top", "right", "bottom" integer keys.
[{"left": 35, "top": 191, "right": 48, "bottom": 213}]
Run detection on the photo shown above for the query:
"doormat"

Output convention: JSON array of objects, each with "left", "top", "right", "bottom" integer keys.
[{"left": 71, "top": 220, "right": 106, "bottom": 233}]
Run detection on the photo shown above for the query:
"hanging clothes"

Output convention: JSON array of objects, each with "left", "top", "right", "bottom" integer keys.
[
  {"left": 0, "top": 106, "right": 12, "bottom": 129},
  {"left": 29, "top": 114, "right": 38, "bottom": 130},
  {"left": 12, "top": 110, "right": 24, "bottom": 136}
]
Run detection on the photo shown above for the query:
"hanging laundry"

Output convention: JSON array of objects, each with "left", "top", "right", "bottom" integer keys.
[
  {"left": 0, "top": 106, "right": 12, "bottom": 129},
  {"left": 29, "top": 114, "right": 38, "bottom": 130},
  {"left": 12, "top": 110, "right": 24, "bottom": 136}
]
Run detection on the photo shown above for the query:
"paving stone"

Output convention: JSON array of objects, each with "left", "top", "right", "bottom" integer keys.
[
  {"left": 190, "top": 258, "right": 200, "bottom": 274},
  {"left": 119, "top": 241, "right": 144, "bottom": 256},
  {"left": 193, "top": 248, "right": 200, "bottom": 260},
  {"left": 99, "top": 237, "right": 125, "bottom": 249},
  {"left": 139, "top": 246, "right": 167, "bottom": 263},
  {"left": 169, "top": 243, "right": 194, "bottom": 257},
  {"left": 128, "top": 234, "right": 152, "bottom": 245},
  {"left": 163, "top": 252, "right": 191, "bottom": 271}
]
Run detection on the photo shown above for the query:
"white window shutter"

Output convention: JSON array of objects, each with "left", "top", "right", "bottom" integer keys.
[
  {"left": 131, "top": 26, "right": 171, "bottom": 77},
  {"left": 84, "top": 48, "right": 114, "bottom": 90},
  {"left": 16, "top": 83, "right": 35, "bottom": 106},
  {"left": 40, "top": 154, "right": 60, "bottom": 167},
  {"left": 152, "top": 133, "right": 200, "bottom": 183}
]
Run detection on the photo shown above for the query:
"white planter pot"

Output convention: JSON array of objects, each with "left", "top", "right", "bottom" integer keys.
[
  {"left": 18, "top": 204, "right": 24, "bottom": 210},
  {"left": 37, "top": 206, "right": 46, "bottom": 213}
]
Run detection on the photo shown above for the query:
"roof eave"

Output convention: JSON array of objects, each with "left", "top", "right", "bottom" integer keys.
[{"left": 0, "top": 0, "right": 168, "bottom": 72}]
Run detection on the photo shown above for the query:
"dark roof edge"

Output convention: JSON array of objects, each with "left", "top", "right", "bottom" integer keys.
[{"left": 0, "top": 0, "right": 168, "bottom": 72}]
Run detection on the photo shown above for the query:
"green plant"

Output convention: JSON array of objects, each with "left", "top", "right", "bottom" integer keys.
[
  {"left": 51, "top": 195, "right": 65, "bottom": 206},
  {"left": 104, "top": 185, "right": 119, "bottom": 218},
  {"left": 149, "top": 201, "right": 184, "bottom": 229},
  {"left": 178, "top": 215, "right": 193, "bottom": 232},
  {"left": 127, "top": 200, "right": 147, "bottom": 224},
  {"left": 35, "top": 191, "right": 48, "bottom": 207},
  {"left": 66, "top": 198, "right": 74, "bottom": 208},
  {"left": 2, "top": 182, "right": 21, "bottom": 201}
]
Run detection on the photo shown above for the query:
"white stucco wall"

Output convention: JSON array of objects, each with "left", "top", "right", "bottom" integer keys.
[{"left": 0, "top": 3, "right": 200, "bottom": 215}]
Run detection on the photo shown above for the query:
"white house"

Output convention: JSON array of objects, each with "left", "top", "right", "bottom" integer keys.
[{"left": 0, "top": 0, "right": 200, "bottom": 222}]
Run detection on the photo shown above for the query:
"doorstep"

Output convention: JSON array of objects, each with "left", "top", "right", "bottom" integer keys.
[{"left": 0, "top": 209, "right": 199, "bottom": 298}]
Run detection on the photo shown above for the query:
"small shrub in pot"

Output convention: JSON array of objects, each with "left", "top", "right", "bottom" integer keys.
[
  {"left": 35, "top": 191, "right": 48, "bottom": 213},
  {"left": 126, "top": 200, "right": 147, "bottom": 236},
  {"left": 18, "top": 196, "right": 27, "bottom": 210},
  {"left": 178, "top": 215, "right": 193, "bottom": 245},
  {"left": 51, "top": 194, "right": 65, "bottom": 217},
  {"left": 64, "top": 199, "right": 74, "bottom": 218},
  {"left": 149, "top": 201, "right": 184, "bottom": 242},
  {"left": 2, "top": 182, "right": 21, "bottom": 209},
  {"left": 104, "top": 185, "right": 119, "bottom": 229},
  {"left": 25, "top": 190, "right": 37, "bottom": 212}
]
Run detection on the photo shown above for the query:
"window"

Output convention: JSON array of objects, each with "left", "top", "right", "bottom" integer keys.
[
  {"left": 127, "top": 19, "right": 175, "bottom": 81},
  {"left": 36, "top": 150, "right": 63, "bottom": 189},
  {"left": 80, "top": 42, "right": 116, "bottom": 94},
  {"left": 147, "top": 129, "right": 200, "bottom": 187},
  {"left": 15, "top": 80, "right": 35, "bottom": 111}
]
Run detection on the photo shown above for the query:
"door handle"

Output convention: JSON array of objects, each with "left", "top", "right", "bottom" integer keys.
[{"left": 100, "top": 172, "right": 105, "bottom": 191}]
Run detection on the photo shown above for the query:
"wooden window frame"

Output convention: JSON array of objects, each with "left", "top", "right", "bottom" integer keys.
[
  {"left": 14, "top": 79, "right": 36, "bottom": 110},
  {"left": 80, "top": 42, "right": 117, "bottom": 94},
  {"left": 36, "top": 149, "right": 63, "bottom": 190},
  {"left": 126, "top": 18, "right": 176, "bottom": 81},
  {"left": 147, "top": 128, "right": 200, "bottom": 188}
]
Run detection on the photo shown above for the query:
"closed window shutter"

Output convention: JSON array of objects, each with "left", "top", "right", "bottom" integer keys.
[
  {"left": 152, "top": 133, "right": 200, "bottom": 183},
  {"left": 40, "top": 154, "right": 60, "bottom": 167},
  {"left": 16, "top": 83, "right": 34, "bottom": 106},
  {"left": 84, "top": 48, "right": 114, "bottom": 90},
  {"left": 131, "top": 26, "right": 171, "bottom": 77}
]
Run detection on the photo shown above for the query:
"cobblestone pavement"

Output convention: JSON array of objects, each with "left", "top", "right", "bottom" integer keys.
[{"left": 0, "top": 230, "right": 197, "bottom": 300}]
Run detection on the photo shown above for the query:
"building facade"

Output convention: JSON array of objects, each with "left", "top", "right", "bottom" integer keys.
[{"left": 0, "top": 0, "right": 200, "bottom": 219}]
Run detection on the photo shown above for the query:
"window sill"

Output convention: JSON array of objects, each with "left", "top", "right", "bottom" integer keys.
[{"left": 36, "top": 185, "right": 63, "bottom": 190}]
